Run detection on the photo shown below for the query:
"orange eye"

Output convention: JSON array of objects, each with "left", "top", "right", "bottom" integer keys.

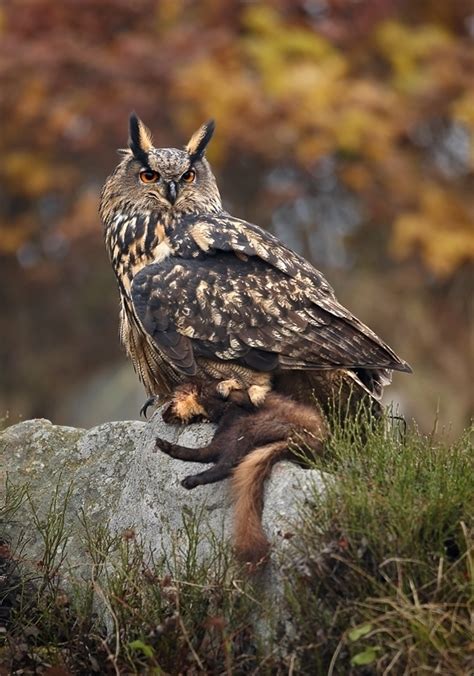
[
  {"left": 139, "top": 169, "right": 160, "bottom": 183},
  {"left": 181, "top": 169, "right": 196, "bottom": 183}
]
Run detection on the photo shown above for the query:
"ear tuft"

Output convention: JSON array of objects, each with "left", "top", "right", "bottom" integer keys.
[
  {"left": 185, "top": 119, "right": 215, "bottom": 162},
  {"left": 129, "top": 113, "right": 153, "bottom": 163}
]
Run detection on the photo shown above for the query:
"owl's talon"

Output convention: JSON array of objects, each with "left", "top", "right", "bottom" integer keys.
[
  {"left": 216, "top": 378, "right": 244, "bottom": 399},
  {"left": 248, "top": 384, "right": 271, "bottom": 407},
  {"left": 141, "top": 396, "right": 159, "bottom": 419}
]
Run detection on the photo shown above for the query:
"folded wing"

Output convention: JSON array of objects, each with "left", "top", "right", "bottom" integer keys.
[{"left": 131, "top": 251, "right": 411, "bottom": 379}]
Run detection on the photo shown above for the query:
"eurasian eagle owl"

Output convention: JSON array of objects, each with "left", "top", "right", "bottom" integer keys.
[{"left": 99, "top": 115, "right": 411, "bottom": 417}]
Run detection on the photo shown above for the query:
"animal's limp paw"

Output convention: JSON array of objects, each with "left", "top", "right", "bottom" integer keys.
[
  {"left": 181, "top": 475, "right": 199, "bottom": 490},
  {"left": 155, "top": 437, "right": 175, "bottom": 455}
]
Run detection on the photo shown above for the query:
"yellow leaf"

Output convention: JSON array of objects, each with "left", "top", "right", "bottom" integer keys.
[
  {"left": 391, "top": 184, "right": 474, "bottom": 277},
  {"left": 3, "top": 152, "right": 53, "bottom": 197}
]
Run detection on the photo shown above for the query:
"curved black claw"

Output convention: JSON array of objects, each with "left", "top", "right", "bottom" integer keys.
[
  {"left": 155, "top": 437, "right": 174, "bottom": 455},
  {"left": 141, "top": 396, "right": 158, "bottom": 419},
  {"left": 181, "top": 475, "right": 199, "bottom": 490}
]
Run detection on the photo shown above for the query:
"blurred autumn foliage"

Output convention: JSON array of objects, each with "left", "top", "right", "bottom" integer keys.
[{"left": 0, "top": 0, "right": 473, "bottom": 431}]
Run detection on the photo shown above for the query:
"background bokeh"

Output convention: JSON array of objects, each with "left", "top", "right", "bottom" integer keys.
[{"left": 1, "top": 0, "right": 473, "bottom": 434}]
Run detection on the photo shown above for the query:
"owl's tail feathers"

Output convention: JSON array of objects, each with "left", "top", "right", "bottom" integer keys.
[{"left": 232, "top": 441, "right": 288, "bottom": 566}]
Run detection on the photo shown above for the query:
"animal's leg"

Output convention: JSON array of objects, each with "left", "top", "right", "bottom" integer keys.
[
  {"left": 156, "top": 437, "right": 221, "bottom": 463},
  {"left": 181, "top": 461, "right": 235, "bottom": 490}
]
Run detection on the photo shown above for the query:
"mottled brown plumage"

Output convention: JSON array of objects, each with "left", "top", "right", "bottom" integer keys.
[{"left": 100, "top": 115, "right": 411, "bottom": 412}]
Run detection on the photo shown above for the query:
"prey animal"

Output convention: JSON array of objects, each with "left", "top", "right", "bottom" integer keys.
[
  {"left": 100, "top": 115, "right": 411, "bottom": 418},
  {"left": 156, "top": 381, "right": 328, "bottom": 564}
]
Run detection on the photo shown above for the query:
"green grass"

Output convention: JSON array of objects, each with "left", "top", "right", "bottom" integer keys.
[
  {"left": 1, "top": 415, "right": 472, "bottom": 674},
  {"left": 0, "top": 484, "right": 260, "bottom": 674},
  {"left": 281, "top": 414, "right": 473, "bottom": 674}
]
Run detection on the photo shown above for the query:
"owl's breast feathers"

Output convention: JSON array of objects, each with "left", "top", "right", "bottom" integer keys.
[{"left": 106, "top": 209, "right": 411, "bottom": 400}]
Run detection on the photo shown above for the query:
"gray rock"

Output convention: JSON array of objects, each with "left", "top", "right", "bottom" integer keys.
[{"left": 0, "top": 413, "right": 326, "bottom": 575}]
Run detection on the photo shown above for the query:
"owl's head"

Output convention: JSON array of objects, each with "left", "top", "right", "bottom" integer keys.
[{"left": 101, "top": 114, "right": 222, "bottom": 220}]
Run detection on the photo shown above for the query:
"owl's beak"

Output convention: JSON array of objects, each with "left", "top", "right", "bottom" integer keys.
[{"left": 166, "top": 181, "right": 178, "bottom": 205}]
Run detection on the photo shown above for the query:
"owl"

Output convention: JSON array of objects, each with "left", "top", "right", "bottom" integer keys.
[{"left": 99, "top": 115, "right": 411, "bottom": 418}]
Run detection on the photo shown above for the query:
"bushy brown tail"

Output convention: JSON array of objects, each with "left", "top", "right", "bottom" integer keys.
[{"left": 232, "top": 441, "right": 288, "bottom": 565}]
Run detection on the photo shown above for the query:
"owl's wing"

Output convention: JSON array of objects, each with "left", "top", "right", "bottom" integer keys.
[
  {"left": 131, "top": 252, "right": 410, "bottom": 378},
  {"left": 181, "top": 213, "right": 411, "bottom": 373},
  {"left": 183, "top": 212, "right": 334, "bottom": 294}
]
